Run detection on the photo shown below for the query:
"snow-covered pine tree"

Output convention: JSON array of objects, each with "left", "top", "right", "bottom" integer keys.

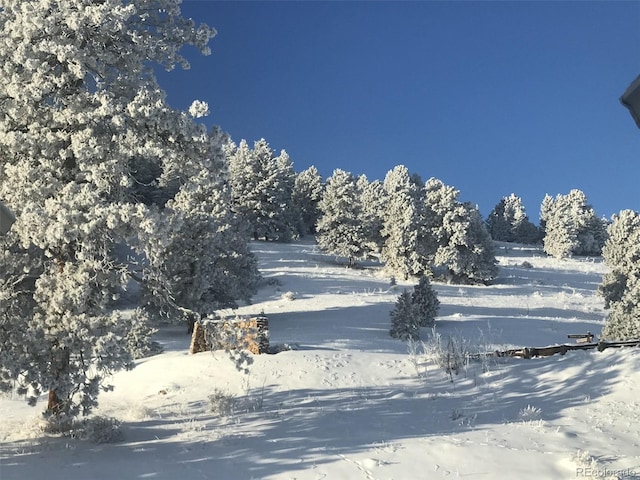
[
  {"left": 434, "top": 202, "right": 498, "bottom": 284},
  {"left": 599, "top": 210, "right": 640, "bottom": 340},
  {"left": 316, "top": 169, "right": 369, "bottom": 266},
  {"left": 0, "top": 0, "right": 227, "bottom": 420},
  {"left": 292, "top": 165, "right": 323, "bottom": 237},
  {"left": 411, "top": 276, "right": 440, "bottom": 328},
  {"left": 486, "top": 197, "right": 514, "bottom": 242},
  {"left": 389, "top": 290, "right": 420, "bottom": 341},
  {"left": 357, "top": 175, "right": 386, "bottom": 255},
  {"left": 381, "top": 165, "right": 426, "bottom": 279},
  {"left": 139, "top": 151, "right": 260, "bottom": 331},
  {"left": 539, "top": 194, "right": 554, "bottom": 239},
  {"left": 422, "top": 177, "right": 460, "bottom": 275},
  {"left": 487, "top": 194, "right": 540, "bottom": 243},
  {"left": 542, "top": 190, "right": 607, "bottom": 258},
  {"left": 226, "top": 139, "right": 298, "bottom": 242}
]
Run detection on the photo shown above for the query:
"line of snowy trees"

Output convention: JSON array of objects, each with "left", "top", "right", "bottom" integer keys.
[
  {"left": 316, "top": 166, "right": 498, "bottom": 285},
  {"left": 486, "top": 190, "right": 608, "bottom": 259}
]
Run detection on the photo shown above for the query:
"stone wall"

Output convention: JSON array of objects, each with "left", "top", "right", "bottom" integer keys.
[{"left": 190, "top": 316, "right": 269, "bottom": 355}]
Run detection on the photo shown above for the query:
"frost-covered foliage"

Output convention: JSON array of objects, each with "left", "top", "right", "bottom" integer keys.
[
  {"left": 424, "top": 179, "right": 497, "bottom": 284},
  {"left": 292, "top": 166, "right": 323, "bottom": 236},
  {"left": 0, "top": 0, "right": 246, "bottom": 420},
  {"left": 381, "top": 165, "right": 426, "bottom": 279},
  {"left": 126, "top": 308, "right": 162, "bottom": 360},
  {"left": 316, "top": 169, "right": 370, "bottom": 266},
  {"left": 434, "top": 202, "right": 498, "bottom": 284},
  {"left": 226, "top": 139, "right": 298, "bottom": 242},
  {"left": 139, "top": 154, "right": 259, "bottom": 325},
  {"left": 541, "top": 190, "right": 607, "bottom": 259},
  {"left": 422, "top": 177, "right": 460, "bottom": 265},
  {"left": 357, "top": 175, "right": 386, "bottom": 255},
  {"left": 486, "top": 194, "right": 540, "bottom": 244},
  {"left": 599, "top": 210, "right": 640, "bottom": 340},
  {"left": 411, "top": 276, "right": 440, "bottom": 328},
  {"left": 389, "top": 291, "right": 420, "bottom": 341}
]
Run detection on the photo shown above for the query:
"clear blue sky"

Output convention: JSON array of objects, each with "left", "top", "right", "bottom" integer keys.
[{"left": 157, "top": 0, "right": 640, "bottom": 223}]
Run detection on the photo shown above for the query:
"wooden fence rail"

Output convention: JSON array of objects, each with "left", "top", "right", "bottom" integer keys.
[{"left": 470, "top": 338, "right": 640, "bottom": 360}]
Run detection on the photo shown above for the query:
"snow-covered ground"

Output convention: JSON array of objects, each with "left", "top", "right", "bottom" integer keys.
[{"left": 1, "top": 240, "right": 639, "bottom": 480}]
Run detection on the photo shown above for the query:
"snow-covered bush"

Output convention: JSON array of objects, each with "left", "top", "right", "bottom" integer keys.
[
  {"left": 76, "top": 416, "right": 124, "bottom": 444},
  {"left": 518, "top": 405, "right": 543, "bottom": 422},
  {"left": 389, "top": 291, "right": 420, "bottom": 341},
  {"left": 42, "top": 414, "right": 123, "bottom": 444},
  {"left": 599, "top": 210, "right": 640, "bottom": 340},
  {"left": 420, "top": 329, "right": 477, "bottom": 381},
  {"left": 208, "top": 389, "right": 237, "bottom": 417}
]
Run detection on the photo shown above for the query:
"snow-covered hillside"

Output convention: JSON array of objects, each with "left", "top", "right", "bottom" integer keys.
[{"left": 1, "top": 240, "right": 639, "bottom": 480}]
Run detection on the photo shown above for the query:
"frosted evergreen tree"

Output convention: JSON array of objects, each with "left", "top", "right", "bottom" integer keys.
[
  {"left": 389, "top": 290, "right": 420, "bottom": 341},
  {"left": 422, "top": 178, "right": 460, "bottom": 271},
  {"left": 542, "top": 190, "right": 607, "bottom": 259},
  {"left": 435, "top": 202, "right": 498, "bottom": 284},
  {"left": 139, "top": 161, "right": 259, "bottom": 332},
  {"left": 381, "top": 165, "right": 426, "bottom": 279},
  {"left": 486, "top": 198, "right": 513, "bottom": 242},
  {"left": 574, "top": 214, "right": 608, "bottom": 257},
  {"left": 487, "top": 194, "right": 540, "bottom": 243},
  {"left": 0, "top": 0, "right": 226, "bottom": 420},
  {"left": 316, "top": 169, "right": 369, "bottom": 266},
  {"left": 292, "top": 165, "right": 323, "bottom": 236},
  {"left": 539, "top": 194, "right": 554, "bottom": 238},
  {"left": 357, "top": 175, "right": 386, "bottom": 255},
  {"left": 411, "top": 276, "right": 440, "bottom": 328},
  {"left": 599, "top": 210, "right": 640, "bottom": 340},
  {"left": 226, "top": 138, "right": 297, "bottom": 242}
]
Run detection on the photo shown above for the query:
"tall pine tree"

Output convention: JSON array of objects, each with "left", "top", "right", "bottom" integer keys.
[
  {"left": 292, "top": 165, "right": 323, "bottom": 237},
  {"left": 0, "top": 0, "right": 254, "bottom": 421},
  {"left": 381, "top": 165, "right": 426, "bottom": 279},
  {"left": 226, "top": 139, "right": 298, "bottom": 242},
  {"left": 316, "top": 169, "right": 369, "bottom": 266}
]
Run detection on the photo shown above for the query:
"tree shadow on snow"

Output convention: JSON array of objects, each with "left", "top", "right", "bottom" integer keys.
[{"left": 0, "top": 351, "right": 625, "bottom": 480}]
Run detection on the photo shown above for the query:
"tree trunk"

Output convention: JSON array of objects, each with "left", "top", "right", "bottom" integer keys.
[
  {"left": 47, "top": 389, "right": 63, "bottom": 415},
  {"left": 47, "top": 346, "right": 70, "bottom": 417}
]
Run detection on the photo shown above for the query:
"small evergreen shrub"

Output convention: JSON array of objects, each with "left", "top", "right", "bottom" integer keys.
[
  {"left": 411, "top": 276, "right": 440, "bottom": 328},
  {"left": 390, "top": 291, "right": 419, "bottom": 341},
  {"left": 390, "top": 277, "right": 440, "bottom": 340}
]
